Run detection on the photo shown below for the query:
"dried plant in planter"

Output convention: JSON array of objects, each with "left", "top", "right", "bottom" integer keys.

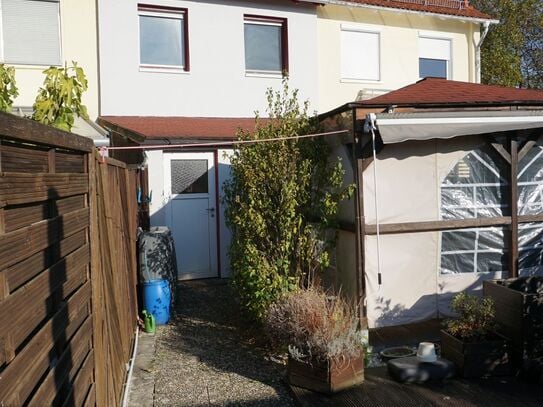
[{"left": 265, "top": 286, "right": 361, "bottom": 364}]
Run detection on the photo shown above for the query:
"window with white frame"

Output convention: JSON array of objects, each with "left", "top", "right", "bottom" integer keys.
[
  {"left": 244, "top": 15, "right": 287, "bottom": 75},
  {"left": 340, "top": 27, "right": 380, "bottom": 81},
  {"left": 0, "top": 0, "right": 61, "bottom": 66},
  {"left": 138, "top": 5, "right": 189, "bottom": 71},
  {"left": 419, "top": 36, "right": 451, "bottom": 79}
]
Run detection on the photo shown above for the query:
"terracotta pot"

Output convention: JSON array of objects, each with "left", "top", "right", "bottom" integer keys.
[
  {"left": 440, "top": 329, "right": 511, "bottom": 378},
  {"left": 287, "top": 353, "right": 364, "bottom": 394}
]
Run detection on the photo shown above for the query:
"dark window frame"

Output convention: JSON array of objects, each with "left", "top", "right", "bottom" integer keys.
[
  {"left": 243, "top": 14, "right": 288, "bottom": 76},
  {"left": 138, "top": 4, "right": 190, "bottom": 72}
]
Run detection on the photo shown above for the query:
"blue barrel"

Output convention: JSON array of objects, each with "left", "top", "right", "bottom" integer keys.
[{"left": 142, "top": 279, "right": 171, "bottom": 325}]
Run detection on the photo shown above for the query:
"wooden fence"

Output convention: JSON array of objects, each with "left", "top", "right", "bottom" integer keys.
[{"left": 0, "top": 113, "right": 138, "bottom": 405}]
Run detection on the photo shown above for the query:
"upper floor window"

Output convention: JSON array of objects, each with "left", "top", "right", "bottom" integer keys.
[
  {"left": 419, "top": 36, "right": 451, "bottom": 79},
  {"left": 340, "top": 27, "right": 380, "bottom": 82},
  {"left": 244, "top": 15, "right": 287, "bottom": 76},
  {"left": 1, "top": 0, "right": 61, "bottom": 66},
  {"left": 138, "top": 5, "right": 189, "bottom": 71}
]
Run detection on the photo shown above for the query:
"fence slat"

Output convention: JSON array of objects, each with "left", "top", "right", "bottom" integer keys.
[{"left": 0, "top": 114, "right": 138, "bottom": 406}]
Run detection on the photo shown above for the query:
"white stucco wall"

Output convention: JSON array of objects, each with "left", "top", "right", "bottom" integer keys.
[
  {"left": 12, "top": 0, "right": 100, "bottom": 120},
  {"left": 98, "top": 0, "right": 319, "bottom": 117},
  {"left": 317, "top": 5, "right": 481, "bottom": 113}
]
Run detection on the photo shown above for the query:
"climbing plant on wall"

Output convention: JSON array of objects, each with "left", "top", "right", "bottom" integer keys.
[
  {"left": 32, "top": 62, "right": 89, "bottom": 132},
  {"left": 223, "top": 80, "right": 353, "bottom": 320},
  {"left": 0, "top": 64, "right": 18, "bottom": 112}
]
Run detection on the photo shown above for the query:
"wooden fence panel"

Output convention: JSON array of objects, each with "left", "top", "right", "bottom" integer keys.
[
  {"left": 0, "top": 113, "right": 138, "bottom": 405},
  {"left": 90, "top": 151, "right": 138, "bottom": 406}
]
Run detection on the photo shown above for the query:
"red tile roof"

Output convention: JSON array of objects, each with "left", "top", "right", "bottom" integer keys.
[
  {"left": 357, "top": 78, "right": 543, "bottom": 108},
  {"left": 99, "top": 116, "right": 260, "bottom": 140},
  {"left": 337, "top": 0, "right": 493, "bottom": 20}
]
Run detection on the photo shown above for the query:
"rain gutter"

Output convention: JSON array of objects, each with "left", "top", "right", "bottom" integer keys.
[{"left": 318, "top": 0, "right": 499, "bottom": 24}]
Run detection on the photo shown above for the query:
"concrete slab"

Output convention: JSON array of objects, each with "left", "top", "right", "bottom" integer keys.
[{"left": 127, "top": 331, "right": 158, "bottom": 407}]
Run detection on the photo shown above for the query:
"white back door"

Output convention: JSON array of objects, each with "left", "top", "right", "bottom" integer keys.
[{"left": 164, "top": 152, "right": 218, "bottom": 280}]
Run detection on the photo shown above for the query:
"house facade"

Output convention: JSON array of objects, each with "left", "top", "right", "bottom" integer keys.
[
  {"left": 2, "top": 0, "right": 100, "bottom": 124},
  {"left": 317, "top": 1, "right": 496, "bottom": 112},
  {"left": 96, "top": 0, "right": 495, "bottom": 282},
  {"left": 98, "top": 0, "right": 321, "bottom": 280}
]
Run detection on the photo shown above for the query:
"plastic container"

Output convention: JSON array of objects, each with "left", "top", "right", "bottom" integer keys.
[{"left": 142, "top": 279, "right": 171, "bottom": 325}]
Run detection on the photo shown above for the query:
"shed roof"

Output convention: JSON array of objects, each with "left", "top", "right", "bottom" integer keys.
[
  {"left": 98, "top": 116, "right": 260, "bottom": 141},
  {"left": 356, "top": 78, "right": 543, "bottom": 108}
]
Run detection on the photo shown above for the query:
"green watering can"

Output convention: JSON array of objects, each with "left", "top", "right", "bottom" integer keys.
[{"left": 142, "top": 310, "right": 156, "bottom": 334}]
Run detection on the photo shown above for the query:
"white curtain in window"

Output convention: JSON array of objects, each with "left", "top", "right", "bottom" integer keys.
[
  {"left": 340, "top": 29, "right": 379, "bottom": 81},
  {"left": 2, "top": 0, "right": 61, "bottom": 65}
]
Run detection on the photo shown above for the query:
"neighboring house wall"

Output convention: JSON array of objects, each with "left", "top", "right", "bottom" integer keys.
[
  {"left": 98, "top": 0, "right": 319, "bottom": 117},
  {"left": 7, "top": 0, "right": 99, "bottom": 119},
  {"left": 317, "top": 4, "right": 480, "bottom": 113}
]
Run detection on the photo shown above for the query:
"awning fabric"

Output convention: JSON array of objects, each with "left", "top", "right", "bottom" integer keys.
[{"left": 372, "top": 110, "right": 543, "bottom": 144}]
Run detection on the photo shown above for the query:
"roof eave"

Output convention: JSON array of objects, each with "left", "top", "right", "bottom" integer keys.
[
  {"left": 319, "top": 0, "right": 499, "bottom": 24},
  {"left": 353, "top": 101, "right": 543, "bottom": 110}
]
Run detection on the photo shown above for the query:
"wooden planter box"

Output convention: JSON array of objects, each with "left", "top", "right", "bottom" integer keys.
[
  {"left": 287, "top": 354, "right": 364, "bottom": 394},
  {"left": 440, "top": 330, "right": 511, "bottom": 378},
  {"left": 483, "top": 279, "right": 543, "bottom": 365}
]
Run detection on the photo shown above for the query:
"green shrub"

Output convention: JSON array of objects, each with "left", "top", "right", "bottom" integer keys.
[
  {"left": 223, "top": 80, "right": 353, "bottom": 319},
  {"left": 32, "top": 62, "right": 89, "bottom": 132},
  {"left": 0, "top": 64, "right": 18, "bottom": 112},
  {"left": 445, "top": 292, "right": 496, "bottom": 341}
]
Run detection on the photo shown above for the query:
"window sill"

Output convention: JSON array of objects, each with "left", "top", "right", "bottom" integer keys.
[
  {"left": 245, "top": 71, "right": 283, "bottom": 79},
  {"left": 340, "top": 78, "right": 381, "bottom": 85},
  {"left": 3, "top": 62, "right": 62, "bottom": 69},
  {"left": 139, "top": 66, "right": 189, "bottom": 74}
]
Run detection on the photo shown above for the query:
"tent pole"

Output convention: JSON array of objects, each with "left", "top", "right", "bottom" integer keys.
[
  {"left": 510, "top": 137, "right": 519, "bottom": 278},
  {"left": 354, "top": 111, "right": 367, "bottom": 329}
]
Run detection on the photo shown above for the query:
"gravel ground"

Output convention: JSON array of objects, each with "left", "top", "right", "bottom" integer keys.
[{"left": 152, "top": 279, "right": 295, "bottom": 406}]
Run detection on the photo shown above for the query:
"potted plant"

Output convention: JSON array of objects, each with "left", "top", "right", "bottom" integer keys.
[
  {"left": 441, "top": 292, "right": 511, "bottom": 378},
  {"left": 265, "top": 286, "right": 363, "bottom": 393}
]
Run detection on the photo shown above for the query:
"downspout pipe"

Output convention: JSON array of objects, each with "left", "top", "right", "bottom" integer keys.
[{"left": 475, "top": 21, "right": 491, "bottom": 83}]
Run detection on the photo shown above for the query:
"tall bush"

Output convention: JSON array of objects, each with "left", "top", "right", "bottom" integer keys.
[
  {"left": 223, "top": 81, "right": 352, "bottom": 319},
  {"left": 0, "top": 64, "right": 18, "bottom": 112},
  {"left": 32, "top": 62, "right": 89, "bottom": 132}
]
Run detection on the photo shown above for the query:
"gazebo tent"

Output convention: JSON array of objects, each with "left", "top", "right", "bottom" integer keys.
[{"left": 320, "top": 78, "right": 543, "bottom": 328}]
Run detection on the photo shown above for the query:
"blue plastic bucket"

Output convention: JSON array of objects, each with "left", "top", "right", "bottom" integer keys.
[{"left": 142, "top": 279, "right": 171, "bottom": 325}]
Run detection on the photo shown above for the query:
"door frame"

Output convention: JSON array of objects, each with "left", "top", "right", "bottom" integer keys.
[{"left": 163, "top": 150, "right": 221, "bottom": 280}]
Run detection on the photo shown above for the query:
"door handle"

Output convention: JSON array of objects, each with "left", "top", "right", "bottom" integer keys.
[{"left": 206, "top": 208, "right": 215, "bottom": 212}]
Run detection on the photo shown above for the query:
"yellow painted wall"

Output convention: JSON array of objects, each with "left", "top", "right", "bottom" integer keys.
[
  {"left": 318, "top": 5, "right": 480, "bottom": 113},
  {"left": 11, "top": 0, "right": 99, "bottom": 120}
]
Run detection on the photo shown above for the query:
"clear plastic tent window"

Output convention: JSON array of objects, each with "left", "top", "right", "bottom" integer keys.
[
  {"left": 440, "top": 143, "right": 543, "bottom": 275},
  {"left": 518, "top": 145, "right": 543, "bottom": 273}
]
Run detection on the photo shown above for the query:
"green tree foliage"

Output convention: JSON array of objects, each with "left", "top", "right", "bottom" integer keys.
[
  {"left": 473, "top": 0, "right": 543, "bottom": 88},
  {"left": 223, "top": 81, "right": 353, "bottom": 320},
  {"left": 0, "top": 64, "right": 18, "bottom": 112},
  {"left": 32, "top": 62, "right": 89, "bottom": 132}
]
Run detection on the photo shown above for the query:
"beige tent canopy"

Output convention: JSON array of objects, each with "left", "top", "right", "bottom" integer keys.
[
  {"left": 320, "top": 78, "right": 543, "bottom": 328},
  {"left": 373, "top": 110, "right": 543, "bottom": 144}
]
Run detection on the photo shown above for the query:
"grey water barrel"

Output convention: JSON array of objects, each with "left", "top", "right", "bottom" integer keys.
[{"left": 138, "top": 226, "right": 177, "bottom": 308}]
